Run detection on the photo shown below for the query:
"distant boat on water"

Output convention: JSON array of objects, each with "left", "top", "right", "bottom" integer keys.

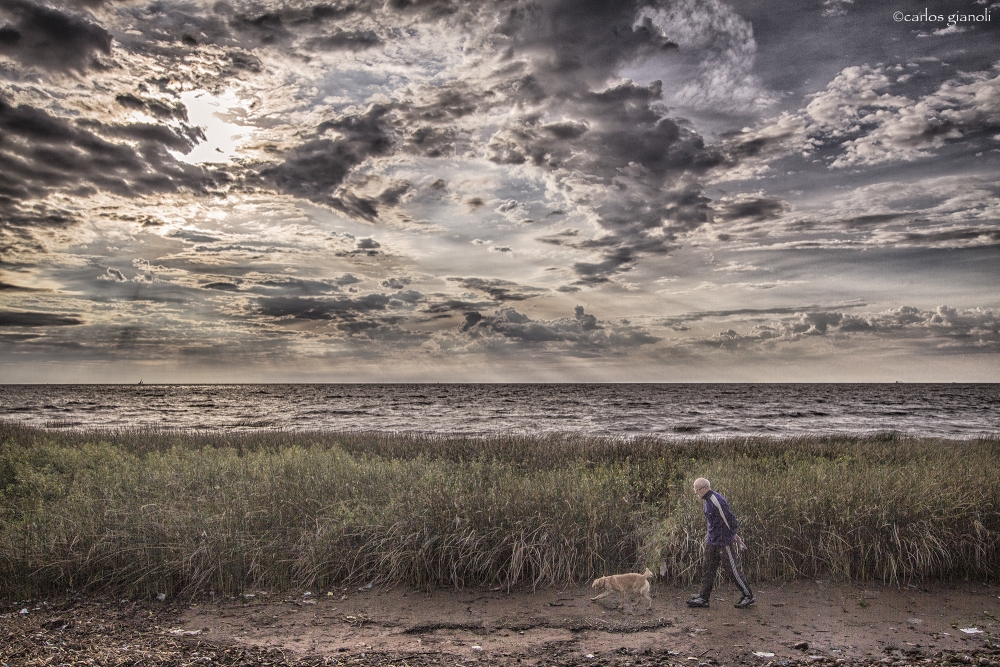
[{"left": 137, "top": 379, "right": 143, "bottom": 385}]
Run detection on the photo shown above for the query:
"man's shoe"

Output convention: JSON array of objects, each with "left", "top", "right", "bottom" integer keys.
[
  {"left": 686, "top": 597, "right": 710, "bottom": 608},
  {"left": 735, "top": 595, "right": 756, "bottom": 608}
]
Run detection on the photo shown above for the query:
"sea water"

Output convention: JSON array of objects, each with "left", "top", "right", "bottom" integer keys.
[{"left": 1, "top": 383, "right": 997, "bottom": 438}]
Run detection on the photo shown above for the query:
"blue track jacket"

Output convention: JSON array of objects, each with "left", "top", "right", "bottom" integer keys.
[{"left": 703, "top": 490, "right": 739, "bottom": 546}]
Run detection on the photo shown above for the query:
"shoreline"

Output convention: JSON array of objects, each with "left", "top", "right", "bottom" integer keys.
[{"left": 5, "top": 580, "right": 1000, "bottom": 666}]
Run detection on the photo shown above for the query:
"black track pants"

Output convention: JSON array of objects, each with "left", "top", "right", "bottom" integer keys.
[{"left": 698, "top": 542, "right": 752, "bottom": 599}]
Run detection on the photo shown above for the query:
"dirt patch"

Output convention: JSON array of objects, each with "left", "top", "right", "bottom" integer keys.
[{"left": 4, "top": 580, "right": 1000, "bottom": 665}]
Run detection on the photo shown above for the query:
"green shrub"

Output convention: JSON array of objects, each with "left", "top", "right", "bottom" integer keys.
[{"left": 0, "top": 422, "right": 997, "bottom": 600}]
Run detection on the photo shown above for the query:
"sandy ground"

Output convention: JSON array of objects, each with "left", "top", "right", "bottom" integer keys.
[
  {"left": 180, "top": 579, "right": 1000, "bottom": 665},
  {"left": 4, "top": 580, "right": 1000, "bottom": 666}
]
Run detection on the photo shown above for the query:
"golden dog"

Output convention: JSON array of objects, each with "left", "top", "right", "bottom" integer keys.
[{"left": 590, "top": 568, "right": 653, "bottom": 610}]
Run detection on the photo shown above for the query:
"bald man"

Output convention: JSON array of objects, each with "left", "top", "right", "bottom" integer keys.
[{"left": 687, "top": 478, "right": 755, "bottom": 609}]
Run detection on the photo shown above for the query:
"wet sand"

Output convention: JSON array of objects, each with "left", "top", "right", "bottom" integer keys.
[{"left": 4, "top": 579, "right": 999, "bottom": 665}]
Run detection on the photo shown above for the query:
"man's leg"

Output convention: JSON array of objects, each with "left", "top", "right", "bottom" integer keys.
[
  {"left": 698, "top": 543, "right": 721, "bottom": 600},
  {"left": 721, "top": 543, "right": 753, "bottom": 600}
]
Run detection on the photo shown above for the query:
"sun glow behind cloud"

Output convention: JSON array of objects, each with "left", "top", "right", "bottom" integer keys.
[{"left": 175, "top": 90, "right": 257, "bottom": 165}]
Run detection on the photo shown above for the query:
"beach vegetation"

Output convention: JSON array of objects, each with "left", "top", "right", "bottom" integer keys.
[{"left": 1, "top": 421, "right": 997, "bottom": 600}]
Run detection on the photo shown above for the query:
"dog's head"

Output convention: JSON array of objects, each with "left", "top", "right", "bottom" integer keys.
[
  {"left": 643, "top": 567, "right": 653, "bottom": 579},
  {"left": 592, "top": 576, "right": 608, "bottom": 591}
]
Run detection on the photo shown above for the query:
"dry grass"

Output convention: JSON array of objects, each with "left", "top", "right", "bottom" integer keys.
[{"left": 1, "top": 421, "right": 997, "bottom": 600}]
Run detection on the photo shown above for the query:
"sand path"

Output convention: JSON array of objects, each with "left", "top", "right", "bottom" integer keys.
[{"left": 176, "top": 579, "right": 1000, "bottom": 665}]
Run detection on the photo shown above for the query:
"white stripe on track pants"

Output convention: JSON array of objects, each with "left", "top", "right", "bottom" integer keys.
[{"left": 698, "top": 541, "right": 752, "bottom": 599}]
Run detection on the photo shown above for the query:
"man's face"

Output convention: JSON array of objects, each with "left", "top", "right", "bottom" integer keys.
[{"left": 694, "top": 482, "right": 709, "bottom": 498}]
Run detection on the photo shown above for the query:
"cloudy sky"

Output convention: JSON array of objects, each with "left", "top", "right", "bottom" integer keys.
[{"left": 1, "top": 0, "right": 998, "bottom": 383}]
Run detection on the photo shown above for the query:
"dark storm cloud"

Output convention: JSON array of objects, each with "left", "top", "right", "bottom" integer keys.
[
  {"left": 353, "top": 237, "right": 381, "bottom": 255},
  {"left": 483, "top": 77, "right": 724, "bottom": 283},
  {"left": 402, "top": 125, "right": 458, "bottom": 157},
  {"left": 167, "top": 229, "right": 219, "bottom": 244},
  {"left": 112, "top": 2, "right": 262, "bottom": 74},
  {"left": 694, "top": 305, "right": 1000, "bottom": 352},
  {"left": 203, "top": 282, "right": 240, "bottom": 291},
  {"left": 714, "top": 197, "right": 786, "bottom": 223},
  {"left": 901, "top": 228, "right": 1000, "bottom": 245},
  {"left": 381, "top": 276, "right": 410, "bottom": 289},
  {"left": 494, "top": 1, "right": 674, "bottom": 89},
  {"left": 115, "top": 94, "right": 189, "bottom": 122},
  {"left": 459, "top": 305, "right": 660, "bottom": 354},
  {"left": 246, "top": 276, "right": 349, "bottom": 296},
  {"left": 305, "top": 28, "right": 381, "bottom": 51},
  {"left": 0, "top": 97, "right": 219, "bottom": 229},
  {"left": 257, "top": 293, "right": 393, "bottom": 320},
  {"left": 0, "top": 0, "right": 111, "bottom": 72},
  {"left": 0, "top": 202, "right": 78, "bottom": 232},
  {"left": 488, "top": 81, "right": 721, "bottom": 181},
  {"left": 331, "top": 181, "right": 411, "bottom": 223},
  {"left": 661, "top": 303, "right": 867, "bottom": 328},
  {"left": 570, "top": 248, "right": 637, "bottom": 285},
  {"left": 0, "top": 280, "right": 46, "bottom": 292},
  {"left": 421, "top": 298, "right": 492, "bottom": 315},
  {"left": 260, "top": 104, "right": 395, "bottom": 218},
  {"left": 232, "top": 11, "right": 289, "bottom": 45},
  {"left": 112, "top": 0, "right": 377, "bottom": 76},
  {"left": 537, "top": 235, "right": 655, "bottom": 285},
  {"left": 0, "top": 310, "right": 82, "bottom": 326},
  {"left": 448, "top": 277, "right": 545, "bottom": 302},
  {"left": 254, "top": 290, "right": 434, "bottom": 344}
]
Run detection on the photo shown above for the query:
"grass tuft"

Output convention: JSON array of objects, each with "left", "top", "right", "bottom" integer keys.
[{"left": 1, "top": 421, "right": 997, "bottom": 600}]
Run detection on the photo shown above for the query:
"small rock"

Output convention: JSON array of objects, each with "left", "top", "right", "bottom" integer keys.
[
  {"left": 20, "top": 608, "right": 29, "bottom": 615},
  {"left": 908, "top": 618, "right": 923, "bottom": 625},
  {"left": 169, "top": 628, "right": 202, "bottom": 636},
  {"left": 157, "top": 593, "right": 167, "bottom": 601},
  {"left": 794, "top": 641, "right": 810, "bottom": 650},
  {"left": 472, "top": 645, "right": 482, "bottom": 651}
]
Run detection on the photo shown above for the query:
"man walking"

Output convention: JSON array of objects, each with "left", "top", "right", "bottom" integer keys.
[{"left": 687, "top": 477, "right": 755, "bottom": 609}]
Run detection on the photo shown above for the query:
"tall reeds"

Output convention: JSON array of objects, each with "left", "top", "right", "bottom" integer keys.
[{"left": 1, "top": 421, "right": 997, "bottom": 600}]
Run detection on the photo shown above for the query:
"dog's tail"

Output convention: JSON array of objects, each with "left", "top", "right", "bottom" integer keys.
[{"left": 643, "top": 567, "right": 653, "bottom": 579}]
